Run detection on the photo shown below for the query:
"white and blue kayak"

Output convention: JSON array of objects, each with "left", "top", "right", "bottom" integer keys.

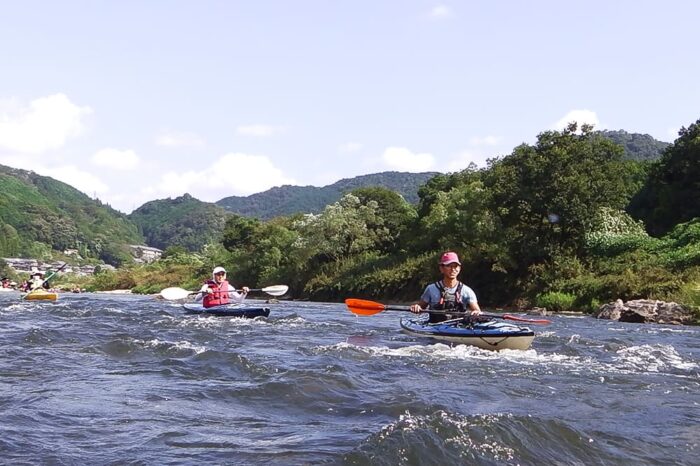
[
  {"left": 182, "top": 303, "right": 270, "bottom": 318},
  {"left": 400, "top": 316, "right": 535, "bottom": 351}
]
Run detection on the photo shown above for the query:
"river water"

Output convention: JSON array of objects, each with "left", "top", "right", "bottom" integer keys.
[{"left": 1, "top": 292, "right": 698, "bottom": 465}]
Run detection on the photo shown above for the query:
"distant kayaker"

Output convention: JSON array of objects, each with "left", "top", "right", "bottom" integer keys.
[
  {"left": 28, "top": 272, "right": 49, "bottom": 291},
  {"left": 409, "top": 251, "right": 482, "bottom": 323},
  {"left": 195, "top": 266, "right": 250, "bottom": 308}
]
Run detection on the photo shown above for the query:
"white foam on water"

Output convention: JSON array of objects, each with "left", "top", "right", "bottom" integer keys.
[
  {"left": 273, "top": 316, "right": 346, "bottom": 330},
  {"left": 317, "top": 341, "right": 588, "bottom": 368},
  {"left": 650, "top": 327, "right": 698, "bottom": 335},
  {"left": 174, "top": 315, "right": 271, "bottom": 330},
  {"left": 613, "top": 344, "right": 698, "bottom": 372},
  {"left": 1, "top": 303, "right": 28, "bottom": 313},
  {"left": 138, "top": 337, "right": 206, "bottom": 354},
  {"left": 372, "top": 410, "right": 516, "bottom": 462}
]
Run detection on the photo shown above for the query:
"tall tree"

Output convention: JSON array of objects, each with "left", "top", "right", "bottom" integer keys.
[
  {"left": 483, "top": 124, "right": 631, "bottom": 271},
  {"left": 351, "top": 187, "right": 417, "bottom": 254},
  {"left": 628, "top": 118, "right": 700, "bottom": 235}
]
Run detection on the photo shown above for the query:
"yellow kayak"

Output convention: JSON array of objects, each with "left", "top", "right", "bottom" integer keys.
[{"left": 24, "top": 289, "right": 58, "bottom": 301}]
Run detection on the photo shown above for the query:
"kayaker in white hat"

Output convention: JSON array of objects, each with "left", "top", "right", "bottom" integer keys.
[
  {"left": 195, "top": 266, "right": 250, "bottom": 308},
  {"left": 28, "top": 271, "right": 49, "bottom": 292},
  {"left": 409, "top": 251, "right": 482, "bottom": 323}
]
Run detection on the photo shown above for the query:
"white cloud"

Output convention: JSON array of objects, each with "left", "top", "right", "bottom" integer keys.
[
  {"left": 338, "top": 142, "right": 363, "bottom": 152},
  {"left": 430, "top": 5, "right": 452, "bottom": 19},
  {"left": 236, "top": 124, "right": 283, "bottom": 137},
  {"left": 92, "top": 148, "right": 140, "bottom": 170},
  {"left": 43, "top": 165, "right": 109, "bottom": 197},
  {"left": 0, "top": 154, "right": 29, "bottom": 169},
  {"left": 469, "top": 135, "right": 500, "bottom": 146},
  {"left": 446, "top": 150, "right": 492, "bottom": 172},
  {"left": 0, "top": 94, "right": 92, "bottom": 153},
  {"left": 147, "top": 152, "right": 296, "bottom": 202},
  {"left": 155, "top": 131, "right": 205, "bottom": 148},
  {"left": 552, "top": 109, "right": 600, "bottom": 131},
  {"left": 381, "top": 146, "right": 435, "bottom": 172}
]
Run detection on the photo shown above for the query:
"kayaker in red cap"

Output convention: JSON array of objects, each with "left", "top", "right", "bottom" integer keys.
[{"left": 409, "top": 251, "right": 482, "bottom": 323}]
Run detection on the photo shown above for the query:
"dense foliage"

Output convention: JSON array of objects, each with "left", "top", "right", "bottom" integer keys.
[
  {"left": 156, "top": 121, "right": 695, "bottom": 317},
  {"left": 129, "top": 193, "right": 232, "bottom": 251},
  {"left": 216, "top": 171, "right": 437, "bottom": 219},
  {"left": 0, "top": 165, "right": 143, "bottom": 265},
  {"left": 628, "top": 119, "right": 700, "bottom": 235},
  {"left": 5, "top": 122, "right": 699, "bottom": 319}
]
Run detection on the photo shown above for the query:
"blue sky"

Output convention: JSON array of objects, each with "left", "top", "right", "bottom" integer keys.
[{"left": 1, "top": 1, "right": 698, "bottom": 213}]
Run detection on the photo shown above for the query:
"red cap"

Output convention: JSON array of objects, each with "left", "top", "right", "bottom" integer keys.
[{"left": 439, "top": 251, "right": 461, "bottom": 265}]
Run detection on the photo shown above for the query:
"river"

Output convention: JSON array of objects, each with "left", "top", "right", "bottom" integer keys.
[{"left": 1, "top": 292, "right": 698, "bottom": 465}]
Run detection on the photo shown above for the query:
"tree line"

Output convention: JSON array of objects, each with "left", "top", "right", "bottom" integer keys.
[{"left": 82, "top": 119, "right": 700, "bottom": 316}]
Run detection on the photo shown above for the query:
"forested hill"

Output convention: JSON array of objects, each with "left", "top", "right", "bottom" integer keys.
[
  {"left": 599, "top": 130, "right": 669, "bottom": 161},
  {"left": 0, "top": 164, "right": 143, "bottom": 265},
  {"left": 216, "top": 171, "right": 439, "bottom": 219},
  {"left": 129, "top": 194, "right": 232, "bottom": 251}
]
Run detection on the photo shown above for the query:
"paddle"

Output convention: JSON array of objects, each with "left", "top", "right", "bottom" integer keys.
[
  {"left": 344, "top": 298, "right": 552, "bottom": 324},
  {"left": 27, "top": 262, "right": 68, "bottom": 291},
  {"left": 160, "top": 285, "right": 289, "bottom": 301}
]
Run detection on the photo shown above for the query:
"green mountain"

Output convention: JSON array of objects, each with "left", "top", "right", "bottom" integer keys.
[
  {"left": 216, "top": 171, "right": 439, "bottom": 219},
  {"left": 129, "top": 193, "right": 232, "bottom": 251},
  {"left": 598, "top": 130, "right": 669, "bottom": 161},
  {"left": 0, "top": 164, "right": 143, "bottom": 265}
]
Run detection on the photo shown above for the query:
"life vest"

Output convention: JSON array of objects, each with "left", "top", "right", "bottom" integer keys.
[
  {"left": 202, "top": 279, "right": 231, "bottom": 308},
  {"left": 432, "top": 280, "right": 465, "bottom": 312}
]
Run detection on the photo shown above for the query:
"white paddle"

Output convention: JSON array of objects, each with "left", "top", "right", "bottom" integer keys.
[{"left": 160, "top": 285, "right": 288, "bottom": 301}]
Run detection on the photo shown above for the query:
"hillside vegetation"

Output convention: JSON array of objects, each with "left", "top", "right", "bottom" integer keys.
[
  {"left": 129, "top": 194, "right": 232, "bottom": 251},
  {"left": 92, "top": 121, "right": 699, "bottom": 319},
  {"left": 216, "top": 171, "right": 438, "bottom": 219},
  {"left": 599, "top": 130, "right": 669, "bottom": 161},
  {"left": 0, "top": 165, "right": 143, "bottom": 265},
  {"left": 128, "top": 172, "right": 438, "bottom": 251}
]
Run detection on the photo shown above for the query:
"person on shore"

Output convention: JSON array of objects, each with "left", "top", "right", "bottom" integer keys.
[
  {"left": 195, "top": 266, "right": 249, "bottom": 308},
  {"left": 409, "top": 251, "right": 482, "bottom": 323}
]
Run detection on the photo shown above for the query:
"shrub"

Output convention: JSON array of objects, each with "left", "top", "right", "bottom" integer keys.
[
  {"left": 585, "top": 207, "right": 654, "bottom": 257},
  {"left": 535, "top": 291, "right": 577, "bottom": 312}
]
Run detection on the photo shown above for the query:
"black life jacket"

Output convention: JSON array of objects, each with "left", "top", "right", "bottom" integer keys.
[{"left": 432, "top": 280, "right": 466, "bottom": 312}]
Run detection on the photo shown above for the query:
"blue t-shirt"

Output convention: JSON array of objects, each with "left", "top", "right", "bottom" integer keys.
[{"left": 420, "top": 281, "right": 477, "bottom": 309}]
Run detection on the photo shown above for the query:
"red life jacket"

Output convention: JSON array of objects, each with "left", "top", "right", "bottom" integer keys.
[{"left": 202, "top": 279, "right": 231, "bottom": 308}]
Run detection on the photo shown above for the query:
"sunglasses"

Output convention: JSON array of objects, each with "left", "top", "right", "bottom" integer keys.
[{"left": 215, "top": 272, "right": 226, "bottom": 276}]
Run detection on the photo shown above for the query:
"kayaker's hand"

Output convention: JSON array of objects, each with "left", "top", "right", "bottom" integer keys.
[
  {"left": 409, "top": 304, "right": 423, "bottom": 314},
  {"left": 240, "top": 286, "right": 249, "bottom": 294},
  {"left": 470, "top": 309, "right": 482, "bottom": 316},
  {"left": 200, "top": 285, "right": 212, "bottom": 294}
]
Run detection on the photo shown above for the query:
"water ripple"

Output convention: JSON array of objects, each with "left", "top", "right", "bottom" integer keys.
[{"left": 1, "top": 293, "right": 698, "bottom": 465}]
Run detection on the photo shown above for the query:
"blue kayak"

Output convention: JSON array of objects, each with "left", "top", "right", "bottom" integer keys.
[
  {"left": 400, "top": 316, "right": 535, "bottom": 351},
  {"left": 182, "top": 303, "right": 270, "bottom": 318}
]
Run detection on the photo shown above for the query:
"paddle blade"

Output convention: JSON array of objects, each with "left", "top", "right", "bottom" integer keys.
[
  {"left": 344, "top": 299, "right": 386, "bottom": 316},
  {"left": 260, "top": 285, "right": 289, "bottom": 296},
  {"left": 502, "top": 314, "right": 552, "bottom": 325},
  {"left": 160, "top": 287, "right": 193, "bottom": 300}
]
